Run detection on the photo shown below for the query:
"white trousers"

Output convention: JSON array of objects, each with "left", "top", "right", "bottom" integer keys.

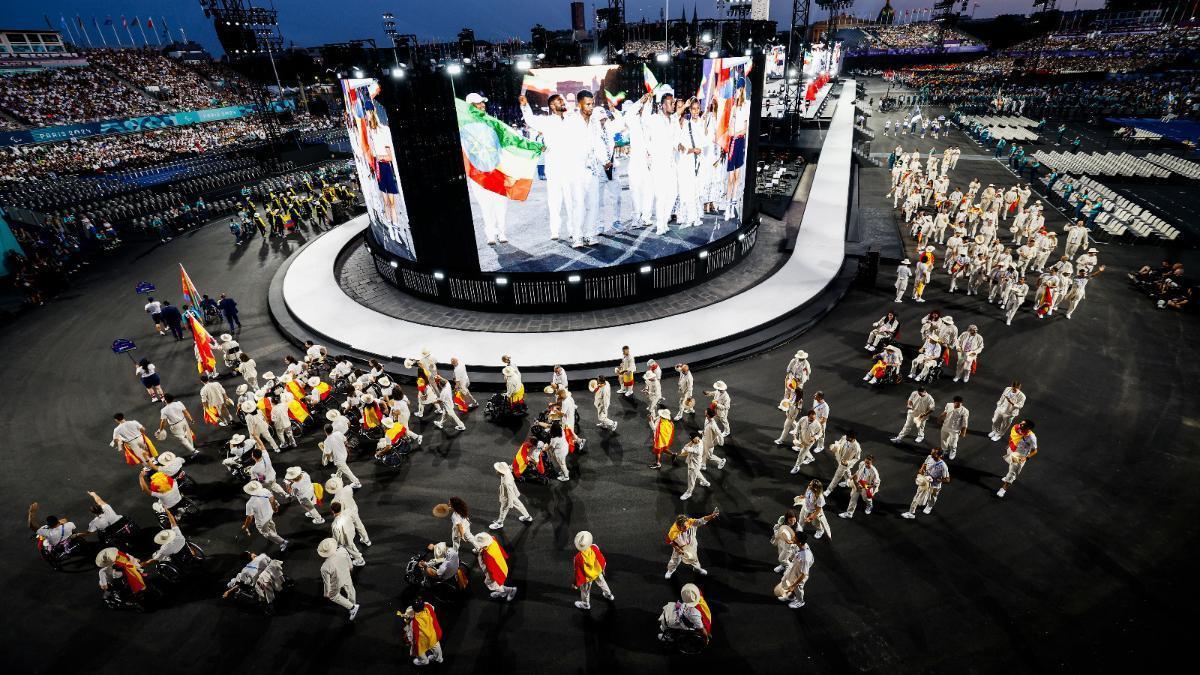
[
  {"left": 497, "top": 495, "right": 531, "bottom": 522},
  {"left": 328, "top": 580, "right": 357, "bottom": 610},
  {"left": 651, "top": 164, "right": 678, "bottom": 234},
  {"left": 628, "top": 156, "right": 652, "bottom": 224},
  {"left": 471, "top": 182, "right": 509, "bottom": 241},
  {"left": 845, "top": 483, "right": 874, "bottom": 515},
  {"left": 601, "top": 170, "right": 623, "bottom": 231},
  {"left": 676, "top": 167, "right": 702, "bottom": 227},
  {"left": 546, "top": 174, "right": 581, "bottom": 240},
  {"left": 578, "top": 574, "right": 613, "bottom": 606},
  {"left": 169, "top": 420, "right": 195, "bottom": 452},
  {"left": 256, "top": 519, "right": 286, "bottom": 546},
  {"left": 897, "top": 412, "right": 928, "bottom": 438},
  {"left": 333, "top": 459, "right": 360, "bottom": 488},
  {"left": 579, "top": 173, "right": 601, "bottom": 239}
]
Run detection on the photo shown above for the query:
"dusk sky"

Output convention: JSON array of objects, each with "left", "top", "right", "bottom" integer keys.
[{"left": 2, "top": 0, "right": 1107, "bottom": 55}]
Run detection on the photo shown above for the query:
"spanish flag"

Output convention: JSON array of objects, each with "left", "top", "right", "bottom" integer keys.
[
  {"left": 190, "top": 316, "right": 217, "bottom": 375},
  {"left": 620, "top": 372, "right": 634, "bottom": 387},
  {"left": 287, "top": 399, "right": 310, "bottom": 424},
  {"left": 149, "top": 471, "right": 175, "bottom": 494},
  {"left": 563, "top": 426, "right": 578, "bottom": 454},
  {"left": 411, "top": 602, "right": 443, "bottom": 657},
  {"left": 480, "top": 539, "right": 509, "bottom": 585},
  {"left": 362, "top": 403, "right": 382, "bottom": 429},
  {"left": 416, "top": 376, "right": 427, "bottom": 395},
  {"left": 573, "top": 545, "right": 607, "bottom": 586},
  {"left": 1036, "top": 285, "right": 1053, "bottom": 317},
  {"left": 1007, "top": 424, "right": 1024, "bottom": 452},
  {"left": 122, "top": 432, "right": 159, "bottom": 465},
  {"left": 114, "top": 551, "right": 146, "bottom": 594},
  {"left": 285, "top": 379, "right": 305, "bottom": 400},
  {"left": 512, "top": 440, "right": 544, "bottom": 475},
  {"left": 453, "top": 390, "right": 468, "bottom": 413},
  {"left": 203, "top": 405, "right": 220, "bottom": 425},
  {"left": 312, "top": 381, "right": 332, "bottom": 401},
  {"left": 869, "top": 358, "right": 887, "bottom": 379},
  {"left": 696, "top": 590, "right": 713, "bottom": 635},
  {"left": 385, "top": 422, "right": 407, "bottom": 445},
  {"left": 653, "top": 417, "right": 675, "bottom": 457},
  {"left": 509, "top": 385, "right": 525, "bottom": 405},
  {"left": 665, "top": 518, "right": 696, "bottom": 544},
  {"left": 257, "top": 396, "right": 273, "bottom": 418}
]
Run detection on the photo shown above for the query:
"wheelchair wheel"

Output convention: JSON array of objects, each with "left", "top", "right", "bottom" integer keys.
[
  {"left": 185, "top": 542, "right": 207, "bottom": 564},
  {"left": 671, "top": 630, "right": 708, "bottom": 655},
  {"left": 156, "top": 561, "right": 184, "bottom": 584}
]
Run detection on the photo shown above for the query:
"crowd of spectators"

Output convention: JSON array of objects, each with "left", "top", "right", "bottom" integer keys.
[
  {"left": 85, "top": 49, "right": 250, "bottom": 111},
  {"left": 854, "top": 22, "right": 983, "bottom": 52}
]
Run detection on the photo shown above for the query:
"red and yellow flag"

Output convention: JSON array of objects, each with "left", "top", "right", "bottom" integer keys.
[
  {"left": 509, "top": 385, "right": 525, "bottom": 405},
  {"left": 411, "top": 602, "right": 443, "bottom": 656},
  {"left": 564, "top": 426, "right": 578, "bottom": 454},
  {"left": 257, "top": 396, "right": 273, "bottom": 418},
  {"left": 481, "top": 540, "right": 509, "bottom": 585},
  {"left": 1036, "top": 286, "right": 1053, "bottom": 317},
  {"left": 696, "top": 590, "right": 713, "bottom": 635},
  {"left": 665, "top": 518, "right": 696, "bottom": 544},
  {"left": 362, "top": 403, "right": 382, "bottom": 429},
  {"left": 385, "top": 422, "right": 407, "bottom": 445},
  {"left": 453, "top": 390, "right": 468, "bottom": 413},
  {"left": 203, "top": 405, "right": 220, "bottom": 425},
  {"left": 284, "top": 380, "right": 306, "bottom": 400},
  {"left": 114, "top": 551, "right": 146, "bottom": 594},
  {"left": 512, "top": 440, "right": 544, "bottom": 475},
  {"left": 287, "top": 399, "right": 310, "bottom": 423},
  {"left": 312, "top": 381, "right": 332, "bottom": 401},
  {"left": 573, "top": 545, "right": 607, "bottom": 586},
  {"left": 653, "top": 418, "right": 675, "bottom": 456},
  {"left": 190, "top": 316, "right": 217, "bottom": 375}
]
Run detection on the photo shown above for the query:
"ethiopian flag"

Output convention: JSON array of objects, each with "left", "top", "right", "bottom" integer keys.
[
  {"left": 190, "top": 316, "right": 217, "bottom": 375},
  {"left": 410, "top": 602, "right": 443, "bottom": 657},
  {"left": 456, "top": 99, "right": 544, "bottom": 201}
]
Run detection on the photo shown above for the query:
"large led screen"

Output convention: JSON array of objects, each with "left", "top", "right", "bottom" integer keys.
[
  {"left": 455, "top": 59, "right": 753, "bottom": 273},
  {"left": 341, "top": 78, "right": 416, "bottom": 261}
]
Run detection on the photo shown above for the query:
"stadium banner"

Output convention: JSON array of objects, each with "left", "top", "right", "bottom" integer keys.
[{"left": 0, "top": 100, "right": 295, "bottom": 148}]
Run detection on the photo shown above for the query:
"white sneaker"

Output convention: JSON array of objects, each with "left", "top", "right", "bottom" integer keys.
[
  {"left": 953, "top": 377, "right": 960, "bottom": 382},
  {"left": 890, "top": 436, "right": 902, "bottom": 443},
  {"left": 556, "top": 475, "right": 569, "bottom": 482},
  {"left": 519, "top": 515, "right": 533, "bottom": 522},
  {"left": 901, "top": 512, "right": 916, "bottom": 519},
  {"left": 350, "top": 482, "right": 363, "bottom": 489},
  {"left": 279, "top": 540, "right": 290, "bottom": 552},
  {"left": 922, "top": 506, "right": 933, "bottom": 515},
  {"left": 963, "top": 375, "right": 970, "bottom": 383},
  {"left": 788, "top": 600, "right": 805, "bottom": 609},
  {"left": 454, "top": 425, "right": 466, "bottom": 431},
  {"left": 773, "top": 439, "right": 784, "bottom": 446},
  {"left": 695, "top": 567, "right": 708, "bottom": 576},
  {"left": 948, "top": 449, "right": 957, "bottom": 460},
  {"left": 416, "top": 435, "right": 423, "bottom": 446},
  {"left": 489, "top": 521, "right": 504, "bottom": 530},
  {"left": 717, "top": 458, "right": 726, "bottom": 469},
  {"left": 673, "top": 413, "right": 682, "bottom": 420},
  {"left": 813, "top": 529, "right": 823, "bottom": 539},
  {"left": 433, "top": 421, "right": 443, "bottom": 429},
  {"left": 839, "top": 481, "right": 849, "bottom": 488},
  {"left": 506, "top": 587, "right": 518, "bottom": 601},
  {"left": 914, "top": 435, "right": 924, "bottom": 443},
  {"left": 312, "top": 517, "right": 325, "bottom": 524},
  {"left": 699, "top": 481, "right": 711, "bottom": 488},
  {"left": 813, "top": 446, "right": 823, "bottom": 453},
  {"left": 773, "top": 564, "right": 785, "bottom": 573},
  {"left": 664, "top": 570, "right": 674, "bottom": 579},
  {"left": 361, "top": 539, "right": 372, "bottom": 548},
  {"left": 680, "top": 492, "right": 692, "bottom": 500},
  {"left": 802, "top": 457, "right": 814, "bottom": 465},
  {"left": 574, "top": 601, "right": 591, "bottom": 610},
  {"left": 790, "top": 466, "right": 801, "bottom": 474},
  {"left": 996, "top": 488, "right": 1007, "bottom": 498},
  {"left": 839, "top": 511, "right": 852, "bottom": 519}
]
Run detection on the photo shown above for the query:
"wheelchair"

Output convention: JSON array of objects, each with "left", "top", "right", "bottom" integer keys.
[
  {"left": 153, "top": 499, "right": 198, "bottom": 529},
  {"left": 658, "top": 627, "right": 709, "bottom": 655},
  {"left": 37, "top": 536, "right": 82, "bottom": 571},
  {"left": 869, "top": 363, "right": 903, "bottom": 386},
  {"left": 375, "top": 437, "right": 415, "bottom": 467},
  {"left": 484, "top": 393, "right": 528, "bottom": 422},
  {"left": 515, "top": 447, "right": 562, "bottom": 485},
  {"left": 97, "top": 517, "right": 139, "bottom": 549},
  {"left": 403, "top": 552, "right": 470, "bottom": 606},
  {"left": 154, "top": 541, "right": 208, "bottom": 584},
  {"left": 102, "top": 576, "right": 148, "bottom": 613},
  {"left": 225, "top": 576, "right": 296, "bottom": 616},
  {"left": 202, "top": 304, "right": 221, "bottom": 326}
]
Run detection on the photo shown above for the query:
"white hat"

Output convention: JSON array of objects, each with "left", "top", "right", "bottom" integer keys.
[
  {"left": 680, "top": 583, "right": 701, "bottom": 606},
  {"left": 543, "top": 385, "right": 556, "bottom": 395},
  {"left": 325, "top": 477, "right": 344, "bottom": 494},
  {"left": 362, "top": 393, "right": 375, "bottom": 404},
  {"left": 240, "top": 400, "right": 256, "bottom": 414},
  {"left": 280, "top": 373, "right": 293, "bottom": 384},
  {"left": 900, "top": 259, "right": 911, "bottom": 265},
  {"left": 421, "top": 347, "right": 432, "bottom": 356},
  {"left": 262, "top": 371, "right": 276, "bottom": 381},
  {"left": 925, "top": 245, "right": 934, "bottom": 252},
  {"left": 95, "top": 547, "right": 118, "bottom": 568},
  {"left": 915, "top": 474, "right": 932, "bottom": 488},
  {"left": 465, "top": 92, "right": 488, "bottom": 104},
  {"left": 230, "top": 433, "right": 247, "bottom": 445},
  {"left": 940, "top": 316, "right": 954, "bottom": 325},
  {"left": 494, "top": 461, "right": 511, "bottom": 474},
  {"left": 574, "top": 530, "right": 593, "bottom": 552},
  {"left": 794, "top": 350, "right": 808, "bottom": 359},
  {"left": 403, "top": 358, "right": 417, "bottom": 368},
  {"left": 655, "top": 84, "right": 675, "bottom": 100},
  {"left": 236, "top": 384, "right": 249, "bottom": 395},
  {"left": 473, "top": 532, "right": 494, "bottom": 549},
  {"left": 713, "top": 380, "right": 727, "bottom": 391},
  {"left": 317, "top": 538, "right": 339, "bottom": 558},
  {"left": 587, "top": 379, "right": 600, "bottom": 393},
  {"left": 153, "top": 529, "right": 177, "bottom": 546},
  {"left": 220, "top": 334, "right": 233, "bottom": 342},
  {"left": 432, "top": 542, "right": 449, "bottom": 558},
  {"left": 885, "top": 345, "right": 901, "bottom": 354},
  {"left": 243, "top": 480, "right": 264, "bottom": 495},
  {"left": 502, "top": 366, "right": 517, "bottom": 377},
  {"left": 647, "top": 358, "right": 658, "bottom": 368},
  {"left": 376, "top": 438, "right": 390, "bottom": 450},
  {"left": 381, "top": 416, "right": 395, "bottom": 428},
  {"left": 326, "top": 409, "right": 342, "bottom": 421},
  {"left": 1087, "top": 247, "right": 1098, "bottom": 253},
  {"left": 657, "top": 408, "right": 671, "bottom": 419},
  {"left": 284, "top": 466, "right": 304, "bottom": 480},
  {"left": 157, "top": 451, "right": 178, "bottom": 465},
  {"left": 378, "top": 376, "right": 392, "bottom": 387},
  {"left": 307, "top": 376, "right": 321, "bottom": 388}
]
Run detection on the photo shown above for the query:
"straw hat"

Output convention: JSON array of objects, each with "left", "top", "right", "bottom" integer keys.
[
  {"left": 885, "top": 345, "right": 901, "bottom": 354},
  {"left": 1087, "top": 247, "right": 1098, "bottom": 253},
  {"left": 325, "top": 477, "right": 344, "bottom": 494},
  {"left": 403, "top": 358, "right": 416, "bottom": 368},
  {"left": 153, "top": 529, "right": 177, "bottom": 546},
  {"left": 284, "top": 466, "right": 304, "bottom": 480},
  {"left": 157, "top": 451, "right": 178, "bottom": 465},
  {"left": 236, "top": 384, "right": 249, "bottom": 395},
  {"left": 494, "top": 461, "right": 511, "bottom": 475},
  {"left": 473, "top": 532, "right": 494, "bottom": 549},
  {"left": 230, "top": 433, "right": 247, "bottom": 445},
  {"left": 940, "top": 316, "right": 954, "bottom": 325},
  {"left": 378, "top": 376, "right": 392, "bottom": 387},
  {"left": 680, "top": 583, "right": 701, "bottom": 606},
  {"left": 543, "top": 385, "right": 556, "bottom": 395},
  {"left": 240, "top": 400, "right": 256, "bottom": 414},
  {"left": 900, "top": 259, "right": 911, "bottom": 265},
  {"left": 307, "top": 376, "right": 321, "bottom": 388},
  {"left": 794, "top": 350, "right": 808, "bottom": 359},
  {"left": 574, "top": 530, "right": 593, "bottom": 552},
  {"left": 326, "top": 410, "right": 342, "bottom": 421},
  {"left": 432, "top": 542, "right": 449, "bottom": 558},
  {"left": 317, "top": 538, "right": 339, "bottom": 558},
  {"left": 280, "top": 373, "right": 293, "bottom": 384},
  {"left": 362, "top": 393, "right": 375, "bottom": 404},
  {"left": 657, "top": 409, "right": 671, "bottom": 419},
  {"left": 220, "top": 334, "right": 233, "bottom": 342},
  {"left": 262, "top": 371, "right": 276, "bottom": 381},
  {"left": 95, "top": 547, "right": 118, "bottom": 568},
  {"left": 421, "top": 347, "right": 432, "bottom": 357},
  {"left": 432, "top": 502, "right": 452, "bottom": 518},
  {"left": 712, "top": 380, "right": 727, "bottom": 391},
  {"left": 243, "top": 480, "right": 264, "bottom": 495},
  {"left": 587, "top": 379, "right": 600, "bottom": 393},
  {"left": 502, "top": 366, "right": 517, "bottom": 377}
]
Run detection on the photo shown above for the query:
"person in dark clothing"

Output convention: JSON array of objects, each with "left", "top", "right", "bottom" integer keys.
[
  {"left": 159, "top": 302, "right": 184, "bottom": 341},
  {"left": 217, "top": 293, "right": 241, "bottom": 333}
]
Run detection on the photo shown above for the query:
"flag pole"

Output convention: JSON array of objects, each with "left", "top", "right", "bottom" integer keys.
[
  {"left": 60, "top": 15, "right": 78, "bottom": 46},
  {"left": 124, "top": 18, "right": 135, "bottom": 46},
  {"left": 93, "top": 18, "right": 107, "bottom": 47},
  {"left": 151, "top": 20, "right": 162, "bottom": 46},
  {"left": 77, "top": 16, "right": 94, "bottom": 47},
  {"left": 162, "top": 17, "right": 171, "bottom": 45},
  {"left": 136, "top": 17, "right": 149, "bottom": 46}
]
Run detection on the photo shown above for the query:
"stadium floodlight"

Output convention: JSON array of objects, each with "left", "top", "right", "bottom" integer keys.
[
  {"left": 698, "top": 250, "right": 709, "bottom": 259},
  {"left": 640, "top": 265, "right": 652, "bottom": 273},
  {"left": 702, "top": 32, "right": 712, "bottom": 43},
  {"left": 743, "top": 48, "right": 752, "bottom": 55},
  {"left": 656, "top": 52, "right": 670, "bottom": 62},
  {"left": 588, "top": 54, "right": 604, "bottom": 65},
  {"left": 568, "top": 274, "right": 582, "bottom": 283},
  {"left": 463, "top": 57, "right": 472, "bottom": 64},
  {"left": 495, "top": 277, "right": 509, "bottom": 285},
  {"left": 516, "top": 59, "right": 532, "bottom": 71},
  {"left": 391, "top": 67, "right": 405, "bottom": 79},
  {"left": 433, "top": 271, "right": 445, "bottom": 280},
  {"left": 447, "top": 63, "right": 463, "bottom": 75},
  {"left": 353, "top": 68, "right": 363, "bottom": 78}
]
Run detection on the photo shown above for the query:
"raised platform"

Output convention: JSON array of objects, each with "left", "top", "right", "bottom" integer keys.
[{"left": 270, "top": 81, "right": 859, "bottom": 382}]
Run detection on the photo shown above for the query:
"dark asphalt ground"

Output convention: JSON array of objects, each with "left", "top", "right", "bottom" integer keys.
[{"left": 4, "top": 80, "right": 1199, "bottom": 674}]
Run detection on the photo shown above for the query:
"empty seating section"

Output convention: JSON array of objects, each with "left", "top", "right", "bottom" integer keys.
[
  {"left": 960, "top": 115, "right": 1039, "bottom": 142},
  {"left": 1047, "top": 175, "right": 1181, "bottom": 241},
  {"left": 1143, "top": 152, "right": 1200, "bottom": 179},
  {"left": 1032, "top": 150, "right": 1171, "bottom": 179}
]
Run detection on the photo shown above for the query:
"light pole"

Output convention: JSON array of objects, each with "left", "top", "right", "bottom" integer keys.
[{"left": 447, "top": 63, "right": 462, "bottom": 98}]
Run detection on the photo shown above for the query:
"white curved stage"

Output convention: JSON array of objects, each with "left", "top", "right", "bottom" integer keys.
[{"left": 281, "top": 81, "right": 856, "bottom": 370}]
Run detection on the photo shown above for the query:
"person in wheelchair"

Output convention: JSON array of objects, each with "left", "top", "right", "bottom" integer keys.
[
  {"left": 908, "top": 335, "right": 943, "bottom": 383},
  {"left": 221, "top": 550, "right": 289, "bottom": 612},
  {"left": 143, "top": 509, "right": 202, "bottom": 581},
  {"left": 154, "top": 451, "right": 197, "bottom": 493},
  {"left": 863, "top": 345, "right": 904, "bottom": 385},
  {"left": 219, "top": 334, "right": 242, "bottom": 370},
  {"left": 222, "top": 434, "right": 258, "bottom": 480},
  {"left": 83, "top": 491, "right": 135, "bottom": 547},
  {"left": 865, "top": 311, "right": 900, "bottom": 351},
  {"left": 28, "top": 502, "right": 81, "bottom": 567},
  {"left": 485, "top": 364, "right": 528, "bottom": 421},
  {"left": 415, "top": 541, "right": 465, "bottom": 590},
  {"left": 657, "top": 583, "right": 711, "bottom": 651},
  {"left": 96, "top": 547, "right": 148, "bottom": 608}
]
